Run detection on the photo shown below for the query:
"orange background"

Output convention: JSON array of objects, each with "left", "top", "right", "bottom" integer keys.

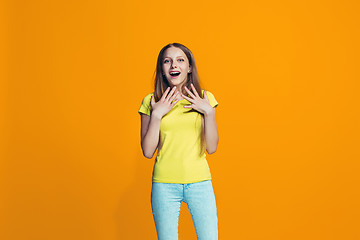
[{"left": 1, "top": 0, "right": 360, "bottom": 239}]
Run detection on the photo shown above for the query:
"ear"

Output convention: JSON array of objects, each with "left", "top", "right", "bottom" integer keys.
[{"left": 188, "top": 66, "right": 192, "bottom": 73}]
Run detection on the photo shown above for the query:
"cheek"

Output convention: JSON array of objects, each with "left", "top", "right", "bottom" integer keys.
[
  {"left": 181, "top": 62, "right": 190, "bottom": 70},
  {"left": 162, "top": 65, "right": 169, "bottom": 73}
]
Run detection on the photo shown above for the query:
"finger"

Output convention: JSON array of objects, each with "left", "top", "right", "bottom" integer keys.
[
  {"left": 204, "top": 90, "right": 208, "bottom": 99},
  {"left": 184, "top": 86, "right": 196, "bottom": 99},
  {"left": 203, "top": 90, "right": 209, "bottom": 101},
  {"left": 150, "top": 95, "right": 155, "bottom": 105},
  {"left": 161, "top": 87, "right": 171, "bottom": 100},
  {"left": 184, "top": 105, "right": 199, "bottom": 112},
  {"left": 190, "top": 83, "right": 200, "bottom": 97},
  {"left": 166, "top": 86, "right": 177, "bottom": 101},
  {"left": 171, "top": 99, "right": 180, "bottom": 107},
  {"left": 169, "top": 91, "right": 179, "bottom": 103},
  {"left": 181, "top": 93, "right": 195, "bottom": 103}
]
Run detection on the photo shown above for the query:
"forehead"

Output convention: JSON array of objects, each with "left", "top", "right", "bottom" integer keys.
[{"left": 163, "top": 47, "right": 187, "bottom": 59}]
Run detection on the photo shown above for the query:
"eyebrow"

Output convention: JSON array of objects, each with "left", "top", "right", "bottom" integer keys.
[{"left": 163, "top": 56, "right": 185, "bottom": 59}]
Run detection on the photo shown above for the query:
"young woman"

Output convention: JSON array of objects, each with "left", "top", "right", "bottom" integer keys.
[{"left": 138, "top": 43, "right": 219, "bottom": 240}]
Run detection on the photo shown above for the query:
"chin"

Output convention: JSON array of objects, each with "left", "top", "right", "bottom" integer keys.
[{"left": 169, "top": 79, "right": 186, "bottom": 87}]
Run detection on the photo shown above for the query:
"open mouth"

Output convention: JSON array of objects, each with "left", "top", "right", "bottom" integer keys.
[{"left": 169, "top": 71, "right": 181, "bottom": 78}]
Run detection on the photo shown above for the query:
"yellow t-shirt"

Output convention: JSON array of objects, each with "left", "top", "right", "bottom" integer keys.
[{"left": 138, "top": 90, "right": 219, "bottom": 183}]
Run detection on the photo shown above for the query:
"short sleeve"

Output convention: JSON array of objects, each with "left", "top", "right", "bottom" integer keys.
[
  {"left": 202, "top": 90, "right": 218, "bottom": 108},
  {"left": 138, "top": 93, "right": 154, "bottom": 116}
]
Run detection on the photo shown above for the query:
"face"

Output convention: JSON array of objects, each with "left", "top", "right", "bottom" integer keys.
[{"left": 162, "top": 47, "right": 191, "bottom": 88}]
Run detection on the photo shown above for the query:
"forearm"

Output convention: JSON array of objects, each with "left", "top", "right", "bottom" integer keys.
[
  {"left": 141, "top": 113, "right": 162, "bottom": 158},
  {"left": 204, "top": 108, "right": 219, "bottom": 154}
]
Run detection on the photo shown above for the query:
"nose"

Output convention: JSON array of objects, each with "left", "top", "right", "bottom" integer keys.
[{"left": 171, "top": 61, "right": 178, "bottom": 68}]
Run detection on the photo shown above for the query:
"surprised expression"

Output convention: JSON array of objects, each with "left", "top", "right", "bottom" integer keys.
[{"left": 162, "top": 47, "right": 191, "bottom": 87}]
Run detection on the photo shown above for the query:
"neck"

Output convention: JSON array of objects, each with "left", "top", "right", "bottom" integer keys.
[{"left": 172, "top": 82, "right": 188, "bottom": 94}]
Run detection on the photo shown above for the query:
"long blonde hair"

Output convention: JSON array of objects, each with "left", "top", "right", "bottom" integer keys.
[{"left": 153, "top": 43, "right": 206, "bottom": 155}]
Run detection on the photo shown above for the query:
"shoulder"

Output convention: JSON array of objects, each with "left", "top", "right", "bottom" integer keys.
[
  {"left": 201, "top": 89, "right": 218, "bottom": 108},
  {"left": 201, "top": 89, "right": 215, "bottom": 97},
  {"left": 143, "top": 92, "right": 154, "bottom": 99},
  {"left": 141, "top": 92, "right": 154, "bottom": 103},
  {"left": 138, "top": 92, "right": 154, "bottom": 116}
]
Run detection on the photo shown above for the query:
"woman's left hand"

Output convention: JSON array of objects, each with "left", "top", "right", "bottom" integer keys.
[{"left": 181, "top": 84, "right": 214, "bottom": 115}]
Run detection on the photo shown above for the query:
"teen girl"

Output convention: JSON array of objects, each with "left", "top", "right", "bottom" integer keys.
[{"left": 138, "top": 43, "right": 219, "bottom": 240}]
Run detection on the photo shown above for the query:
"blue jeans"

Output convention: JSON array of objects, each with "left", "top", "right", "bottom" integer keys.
[{"left": 151, "top": 180, "right": 218, "bottom": 240}]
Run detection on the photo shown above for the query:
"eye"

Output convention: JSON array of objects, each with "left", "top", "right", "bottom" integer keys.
[
  {"left": 178, "top": 59, "right": 184, "bottom": 62},
  {"left": 163, "top": 59, "right": 170, "bottom": 63}
]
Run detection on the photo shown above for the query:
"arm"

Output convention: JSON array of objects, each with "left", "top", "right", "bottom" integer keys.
[
  {"left": 140, "top": 87, "right": 180, "bottom": 159},
  {"left": 140, "top": 113, "right": 161, "bottom": 159},
  {"left": 203, "top": 107, "right": 219, "bottom": 154},
  {"left": 181, "top": 84, "right": 219, "bottom": 154}
]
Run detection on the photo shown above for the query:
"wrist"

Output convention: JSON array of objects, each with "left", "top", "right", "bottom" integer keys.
[
  {"left": 204, "top": 107, "right": 215, "bottom": 117},
  {"left": 151, "top": 110, "right": 163, "bottom": 120}
]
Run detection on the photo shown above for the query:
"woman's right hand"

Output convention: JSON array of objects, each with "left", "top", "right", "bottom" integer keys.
[{"left": 151, "top": 86, "right": 180, "bottom": 119}]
